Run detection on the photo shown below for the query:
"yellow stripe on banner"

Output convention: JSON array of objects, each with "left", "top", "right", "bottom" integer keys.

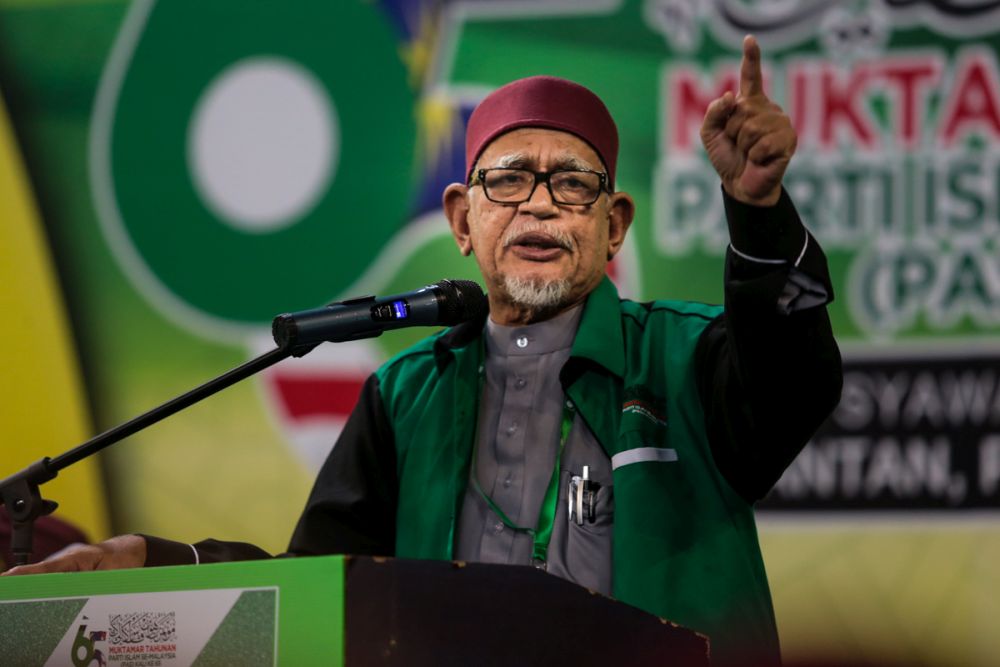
[{"left": 0, "top": 87, "right": 109, "bottom": 542}]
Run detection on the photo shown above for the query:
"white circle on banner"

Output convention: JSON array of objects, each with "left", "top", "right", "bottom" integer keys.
[{"left": 188, "top": 57, "right": 337, "bottom": 232}]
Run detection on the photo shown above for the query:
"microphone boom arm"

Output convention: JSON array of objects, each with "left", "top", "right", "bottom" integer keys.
[
  {"left": 0, "top": 346, "right": 293, "bottom": 568},
  {"left": 0, "top": 278, "right": 485, "bottom": 568}
]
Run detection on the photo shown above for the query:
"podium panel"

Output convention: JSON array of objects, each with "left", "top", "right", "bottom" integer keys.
[
  {"left": 0, "top": 557, "right": 342, "bottom": 666},
  {"left": 0, "top": 556, "right": 709, "bottom": 666}
]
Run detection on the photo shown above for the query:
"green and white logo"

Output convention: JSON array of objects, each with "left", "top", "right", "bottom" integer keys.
[{"left": 91, "top": 0, "right": 417, "bottom": 334}]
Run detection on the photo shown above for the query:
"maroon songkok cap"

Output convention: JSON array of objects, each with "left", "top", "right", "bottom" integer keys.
[{"left": 465, "top": 76, "right": 619, "bottom": 189}]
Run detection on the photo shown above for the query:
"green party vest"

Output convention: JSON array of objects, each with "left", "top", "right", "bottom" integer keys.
[{"left": 376, "top": 277, "right": 781, "bottom": 665}]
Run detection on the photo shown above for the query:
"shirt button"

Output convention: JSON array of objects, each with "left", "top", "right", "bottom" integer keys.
[
  {"left": 516, "top": 336, "right": 529, "bottom": 348},
  {"left": 494, "top": 522, "right": 505, "bottom": 533},
  {"left": 515, "top": 378, "right": 527, "bottom": 389},
  {"left": 503, "top": 476, "right": 513, "bottom": 488},
  {"left": 506, "top": 421, "right": 518, "bottom": 435}
]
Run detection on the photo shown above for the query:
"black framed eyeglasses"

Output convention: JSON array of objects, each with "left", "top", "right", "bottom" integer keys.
[{"left": 471, "top": 168, "right": 608, "bottom": 205}]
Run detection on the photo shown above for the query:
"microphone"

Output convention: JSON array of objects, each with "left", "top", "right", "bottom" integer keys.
[{"left": 272, "top": 279, "right": 487, "bottom": 352}]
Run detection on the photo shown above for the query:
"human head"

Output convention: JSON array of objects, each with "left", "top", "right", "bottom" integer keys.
[
  {"left": 464, "top": 75, "right": 619, "bottom": 189},
  {"left": 444, "top": 76, "right": 635, "bottom": 325}
]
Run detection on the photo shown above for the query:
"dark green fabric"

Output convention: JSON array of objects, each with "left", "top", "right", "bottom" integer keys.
[{"left": 375, "top": 277, "right": 779, "bottom": 665}]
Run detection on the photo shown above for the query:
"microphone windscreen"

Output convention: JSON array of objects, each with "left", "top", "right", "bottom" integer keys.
[{"left": 435, "top": 279, "right": 488, "bottom": 325}]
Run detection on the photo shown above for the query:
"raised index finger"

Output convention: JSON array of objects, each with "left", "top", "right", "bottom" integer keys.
[{"left": 739, "top": 35, "right": 763, "bottom": 98}]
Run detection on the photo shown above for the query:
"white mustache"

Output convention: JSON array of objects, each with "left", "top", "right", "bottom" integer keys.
[{"left": 502, "top": 220, "right": 574, "bottom": 251}]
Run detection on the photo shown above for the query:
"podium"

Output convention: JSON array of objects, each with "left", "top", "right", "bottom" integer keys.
[{"left": 0, "top": 556, "right": 709, "bottom": 665}]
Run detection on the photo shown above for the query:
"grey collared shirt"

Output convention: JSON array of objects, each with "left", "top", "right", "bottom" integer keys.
[{"left": 454, "top": 305, "right": 614, "bottom": 595}]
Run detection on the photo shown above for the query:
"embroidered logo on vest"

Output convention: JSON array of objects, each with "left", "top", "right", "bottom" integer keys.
[{"left": 622, "top": 386, "right": 667, "bottom": 427}]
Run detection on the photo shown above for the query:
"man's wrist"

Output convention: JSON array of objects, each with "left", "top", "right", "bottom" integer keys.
[
  {"left": 137, "top": 534, "right": 197, "bottom": 567},
  {"left": 722, "top": 181, "right": 782, "bottom": 207},
  {"left": 722, "top": 185, "right": 805, "bottom": 262}
]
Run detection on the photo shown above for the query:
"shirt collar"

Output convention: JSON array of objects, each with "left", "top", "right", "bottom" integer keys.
[
  {"left": 485, "top": 302, "right": 582, "bottom": 357},
  {"left": 434, "top": 275, "right": 625, "bottom": 377}
]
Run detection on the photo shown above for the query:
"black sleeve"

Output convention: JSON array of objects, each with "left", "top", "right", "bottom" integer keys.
[
  {"left": 141, "top": 534, "right": 272, "bottom": 566},
  {"left": 286, "top": 372, "right": 398, "bottom": 556},
  {"left": 696, "top": 188, "right": 843, "bottom": 503},
  {"left": 140, "top": 373, "right": 398, "bottom": 567}
]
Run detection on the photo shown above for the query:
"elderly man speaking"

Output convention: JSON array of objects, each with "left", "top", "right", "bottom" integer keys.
[{"left": 7, "top": 37, "right": 841, "bottom": 666}]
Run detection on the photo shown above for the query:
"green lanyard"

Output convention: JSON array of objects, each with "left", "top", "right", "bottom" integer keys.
[{"left": 471, "top": 397, "right": 575, "bottom": 567}]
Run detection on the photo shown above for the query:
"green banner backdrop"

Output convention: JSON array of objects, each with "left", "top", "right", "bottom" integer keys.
[{"left": 1, "top": 1, "right": 998, "bottom": 664}]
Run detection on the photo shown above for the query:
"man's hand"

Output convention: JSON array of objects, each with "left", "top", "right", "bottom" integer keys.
[
  {"left": 1, "top": 534, "right": 146, "bottom": 575},
  {"left": 701, "top": 35, "right": 796, "bottom": 207}
]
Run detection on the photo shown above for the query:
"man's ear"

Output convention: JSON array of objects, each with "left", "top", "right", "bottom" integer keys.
[
  {"left": 606, "top": 191, "right": 635, "bottom": 260},
  {"left": 443, "top": 183, "right": 473, "bottom": 256}
]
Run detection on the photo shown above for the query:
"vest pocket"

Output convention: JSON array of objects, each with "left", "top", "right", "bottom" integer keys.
[{"left": 615, "top": 413, "right": 673, "bottom": 469}]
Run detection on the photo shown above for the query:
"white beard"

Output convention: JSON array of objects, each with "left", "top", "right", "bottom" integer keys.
[
  {"left": 498, "top": 220, "right": 575, "bottom": 311},
  {"left": 502, "top": 275, "right": 572, "bottom": 310}
]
